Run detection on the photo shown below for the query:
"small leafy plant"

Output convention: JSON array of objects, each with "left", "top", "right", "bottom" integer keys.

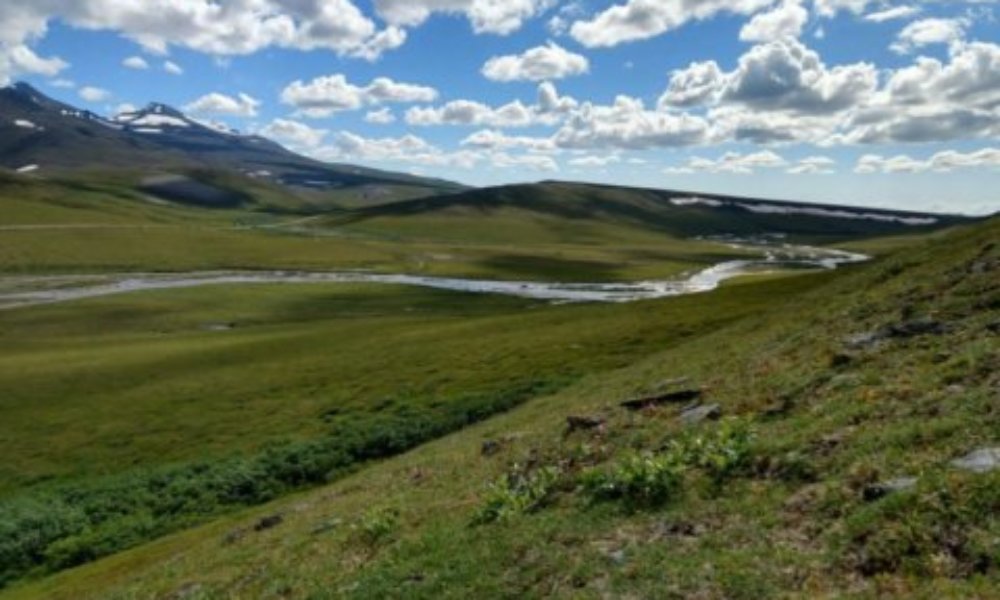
[
  {"left": 355, "top": 508, "right": 399, "bottom": 545},
  {"left": 581, "top": 452, "right": 685, "bottom": 509},
  {"left": 473, "top": 465, "right": 561, "bottom": 525}
]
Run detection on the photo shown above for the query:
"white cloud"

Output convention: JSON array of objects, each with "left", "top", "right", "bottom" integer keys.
[
  {"left": 855, "top": 148, "right": 1000, "bottom": 174},
  {"left": 721, "top": 39, "right": 878, "bottom": 114},
  {"left": 814, "top": 0, "right": 873, "bottom": 18},
  {"left": 788, "top": 155, "right": 836, "bottom": 174},
  {"left": 740, "top": 0, "right": 809, "bottom": 42},
  {"left": 570, "top": 0, "right": 774, "bottom": 48},
  {"left": 537, "top": 81, "right": 579, "bottom": 114},
  {"left": 554, "top": 95, "right": 710, "bottom": 150},
  {"left": 184, "top": 92, "right": 260, "bottom": 117},
  {"left": 482, "top": 42, "right": 589, "bottom": 82},
  {"left": 682, "top": 149, "right": 788, "bottom": 174},
  {"left": 78, "top": 85, "right": 111, "bottom": 102},
  {"left": 259, "top": 118, "right": 327, "bottom": 148},
  {"left": 281, "top": 74, "right": 438, "bottom": 118},
  {"left": 863, "top": 6, "right": 921, "bottom": 23},
  {"left": 373, "top": 0, "right": 555, "bottom": 35},
  {"left": 407, "top": 99, "right": 536, "bottom": 128},
  {"left": 48, "top": 78, "right": 75, "bottom": 88},
  {"left": 891, "top": 17, "right": 967, "bottom": 54},
  {"left": 114, "top": 102, "right": 137, "bottom": 114},
  {"left": 122, "top": 55, "right": 149, "bottom": 69},
  {"left": 0, "top": 45, "right": 68, "bottom": 85},
  {"left": 568, "top": 154, "right": 621, "bottom": 167},
  {"left": 163, "top": 60, "right": 183, "bottom": 75},
  {"left": 659, "top": 61, "right": 725, "bottom": 108},
  {"left": 316, "top": 131, "right": 482, "bottom": 169},
  {"left": 364, "top": 107, "right": 396, "bottom": 124},
  {"left": 0, "top": 0, "right": 403, "bottom": 62},
  {"left": 460, "top": 129, "right": 556, "bottom": 152}
]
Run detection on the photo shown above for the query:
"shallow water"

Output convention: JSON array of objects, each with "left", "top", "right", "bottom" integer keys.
[{"left": 0, "top": 243, "right": 868, "bottom": 310}]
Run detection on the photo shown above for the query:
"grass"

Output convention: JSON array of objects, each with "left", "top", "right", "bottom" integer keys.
[
  {"left": 0, "top": 169, "right": 990, "bottom": 597},
  {"left": 2, "top": 216, "right": 993, "bottom": 599}
]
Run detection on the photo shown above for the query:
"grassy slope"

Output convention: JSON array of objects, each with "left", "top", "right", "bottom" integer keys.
[
  {"left": 5, "top": 218, "right": 996, "bottom": 598},
  {"left": 0, "top": 174, "right": 756, "bottom": 281},
  {"left": 0, "top": 277, "right": 823, "bottom": 492}
]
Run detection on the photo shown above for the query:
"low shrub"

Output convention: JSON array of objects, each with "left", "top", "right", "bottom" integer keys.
[{"left": 473, "top": 466, "right": 561, "bottom": 525}]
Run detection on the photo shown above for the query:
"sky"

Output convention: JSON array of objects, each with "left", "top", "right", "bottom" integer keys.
[{"left": 1, "top": 0, "right": 998, "bottom": 215}]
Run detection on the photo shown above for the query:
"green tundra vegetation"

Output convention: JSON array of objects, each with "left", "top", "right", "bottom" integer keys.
[{"left": 0, "top": 170, "right": 995, "bottom": 598}]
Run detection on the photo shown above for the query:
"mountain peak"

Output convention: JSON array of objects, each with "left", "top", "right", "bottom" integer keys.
[{"left": 141, "top": 102, "right": 185, "bottom": 118}]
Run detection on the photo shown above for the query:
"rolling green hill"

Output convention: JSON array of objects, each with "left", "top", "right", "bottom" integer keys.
[{"left": 0, "top": 203, "right": 995, "bottom": 597}]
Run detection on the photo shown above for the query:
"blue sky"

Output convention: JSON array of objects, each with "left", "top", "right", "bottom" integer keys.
[{"left": 2, "top": 1, "right": 998, "bottom": 214}]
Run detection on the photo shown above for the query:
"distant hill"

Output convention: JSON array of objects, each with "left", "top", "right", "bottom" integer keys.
[
  {"left": 0, "top": 82, "right": 464, "bottom": 203},
  {"left": 331, "top": 180, "right": 974, "bottom": 243}
]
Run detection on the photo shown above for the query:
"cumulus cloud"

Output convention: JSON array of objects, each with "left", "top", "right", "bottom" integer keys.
[
  {"left": 309, "top": 128, "right": 559, "bottom": 173},
  {"left": 122, "top": 55, "right": 149, "bottom": 69},
  {"left": 570, "top": 0, "right": 774, "bottom": 48},
  {"left": 460, "top": 129, "right": 556, "bottom": 152},
  {"left": 407, "top": 99, "right": 536, "bottom": 128},
  {"left": 554, "top": 95, "right": 710, "bottom": 150},
  {"left": 281, "top": 74, "right": 438, "bottom": 118},
  {"left": 259, "top": 118, "right": 327, "bottom": 148},
  {"left": 841, "top": 41, "right": 1000, "bottom": 144},
  {"left": 855, "top": 148, "right": 1000, "bottom": 174},
  {"left": 482, "top": 42, "right": 588, "bottom": 82},
  {"left": 814, "top": 0, "right": 873, "bottom": 18},
  {"left": 788, "top": 155, "right": 836, "bottom": 174},
  {"left": 891, "top": 17, "right": 967, "bottom": 54},
  {"left": 0, "top": 45, "right": 68, "bottom": 85},
  {"left": 364, "top": 108, "right": 396, "bottom": 124},
  {"left": 0, "top": 0, "right": 404, "bottom": 62},
  {"left": 659, "top": 61, "right": 725, "bottom": 108},
  {"left": 184, "top": 92, "right": 260, "bottom": 117},
  {"left": 740, "top": 0, "right": 809, "bottom": 42},
  {"left": 721, "top": 39, "right": 878, "bottom": 114},
  {"left": 78, "top": 85, "right": 111, "bottom": 102},
  {"left": 373, "top": 0, "right": 554, "bottom": 35},
  {"left": 682, "top": 149, "right": 788, "bottom": 174}
]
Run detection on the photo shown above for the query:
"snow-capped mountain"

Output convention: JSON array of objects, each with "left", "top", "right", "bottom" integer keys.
[{"left": 0, "top": 83, "right": 462, "bottom": 193}]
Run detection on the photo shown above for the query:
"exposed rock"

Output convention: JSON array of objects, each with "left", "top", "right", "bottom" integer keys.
[
  {"left": 680, "top": 403, "right": 721, "bottom": 425},
  {"left": 566, "top": 415, "right": 606, "bottom": 433},
  {"left": 862, "top": 477, "right": 918, "bottom": 502},
  {"left": 481, "top": 439, "right": 502, "bottom": 456},
  {"left": 656, "top": 520, "right": 704, "bottom": 538},
  {"left": 844, "top": 331, "right": 885, "bottom": 350},
  {"left": 950, "top": 448, "right": 1000, "bottom": 473},
  {"left": 844, "top": 318, "right": 949, "bottom": 350},
  {"left": 886, "top": 319, "right": 948, "bottom": 338},
  {"left": 620, "top": 387, "right": 702, "bottom": 411},
  {"left": 254, "top": 514, "right": 284, "bottom": 531}
]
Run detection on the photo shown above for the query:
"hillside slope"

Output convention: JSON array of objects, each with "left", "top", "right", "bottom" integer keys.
[
  {"left": 7, "top": 218, "right": 996, "bottom": 598},
  {"left": 329, "top": 180, "right": 970, "bottom": 244}
]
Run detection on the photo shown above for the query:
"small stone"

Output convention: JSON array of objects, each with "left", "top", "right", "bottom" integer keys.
[
  {"left": 950, "top": 448, "right": 1000, "bottom": 473},
  {"left": 254, "top": 514, "right": 284, "bottom": 531},
  {"left": 607, "top": 549, "right": 626, "bottom": 565},
  {"left": 565, "top": 415, "right": 606, "bottom": 433},
  {"left": 680, "top": 403, "right": 721, "bottom": 425}
]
